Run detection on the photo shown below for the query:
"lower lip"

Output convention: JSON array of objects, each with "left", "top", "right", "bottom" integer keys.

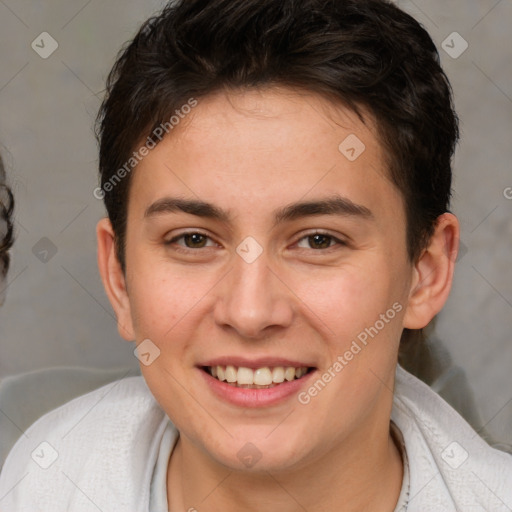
[{"left": 198, "top": 368, "right": 316, "bottom": 408}]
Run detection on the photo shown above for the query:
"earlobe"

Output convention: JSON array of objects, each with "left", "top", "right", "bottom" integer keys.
[
  {"left": 403, "top": 213, "right": 460, "bottom": 330},
  {"left": 96, "top": 218, "right": 135, "bottom": 341}
]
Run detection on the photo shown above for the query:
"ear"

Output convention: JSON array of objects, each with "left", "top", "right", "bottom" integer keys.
[
  {"left": 96, "top": 218, "right": 135, "bottom": 341},
  {"left": 403, "top": 213, "right": 460, "bottom": 330}
]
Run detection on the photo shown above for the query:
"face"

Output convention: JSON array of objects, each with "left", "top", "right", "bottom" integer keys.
[{"left": 104, "top": 88, "right": 417, "bottom": 472}]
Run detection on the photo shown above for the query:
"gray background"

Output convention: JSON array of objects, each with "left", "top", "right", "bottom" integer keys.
[{"left": 0, "top": 0, "right": 510, "bottom": 444}]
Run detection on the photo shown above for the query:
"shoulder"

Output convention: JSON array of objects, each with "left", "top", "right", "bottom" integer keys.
[
  {"left": 0, "top": 376, "right": 171, "bottom": 511},
  {"left": 392, "top": 365, "right": 512, "bottom": 511}
]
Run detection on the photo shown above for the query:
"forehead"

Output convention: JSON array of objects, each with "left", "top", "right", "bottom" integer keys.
[{"left": 128, "top": 87, "right": 404, "bottom": 225}]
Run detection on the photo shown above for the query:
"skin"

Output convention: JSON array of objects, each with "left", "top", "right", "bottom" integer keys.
[{"left": 97, "top": 87, "right": 459, "bottom": 512}]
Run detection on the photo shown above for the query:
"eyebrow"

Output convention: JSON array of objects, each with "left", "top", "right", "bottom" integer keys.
[{"left": 144, "top": 195, "right": 373, "bottom": 226}]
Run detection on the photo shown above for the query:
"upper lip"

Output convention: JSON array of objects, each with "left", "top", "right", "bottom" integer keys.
[{"left": 199, "top": 357, "right": 316, "bottom": 369}]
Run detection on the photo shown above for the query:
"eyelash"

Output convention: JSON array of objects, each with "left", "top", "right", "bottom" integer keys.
[
  {"left": 165, "top": 231, "right": 217, "bottom": 251},
  {"left": 165, "top": 230, "right": 347, "bottom": 252}
]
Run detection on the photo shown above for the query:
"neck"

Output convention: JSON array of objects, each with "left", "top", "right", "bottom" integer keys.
[{"left": 167, "top": 418, "right": 403, "bottom": 512}]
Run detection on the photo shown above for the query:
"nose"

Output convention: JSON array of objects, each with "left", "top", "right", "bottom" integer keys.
[{"left": 213, "top": 250, "right": 294, "bottom": 340}]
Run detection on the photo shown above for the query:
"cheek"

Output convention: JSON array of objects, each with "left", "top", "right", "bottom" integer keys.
[
  {"left": 299, "top": 260, "right": 400, "bottom": 334},
  {"left": 127, "top": 267, "right": 192, "bottom": 340},
  {"left": 126, "top": 254, "right": 225, "bottom": 347},
  {"left": 296, "top": 261, "right": 408, "bottom": 387}
]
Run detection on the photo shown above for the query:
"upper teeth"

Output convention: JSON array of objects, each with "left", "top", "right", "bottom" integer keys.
[{"left": 209, "top": 365, "right": 308, "bottom": 386}]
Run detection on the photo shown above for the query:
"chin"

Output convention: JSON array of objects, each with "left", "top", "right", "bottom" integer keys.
[{"left": 201, "top": 430, "right": 309, "bottom": 473}]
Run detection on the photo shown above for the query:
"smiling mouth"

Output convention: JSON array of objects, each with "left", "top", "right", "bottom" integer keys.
[{"left": 203, "top": 365, "right": 314, "bottom": 389}]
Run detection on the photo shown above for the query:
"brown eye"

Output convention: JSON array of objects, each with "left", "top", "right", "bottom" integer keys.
[
  {"left": 308, "top": 234, "right": 332, "bottom": 249},
  {"left": 183, "top": 233, "right": 208, "bottom": 248},
  {"left": 166, "top": 232, "right": 215, "bottom": 249},
  {"left": 296, "top": 232, "right": 346, "bottom": 250}
]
